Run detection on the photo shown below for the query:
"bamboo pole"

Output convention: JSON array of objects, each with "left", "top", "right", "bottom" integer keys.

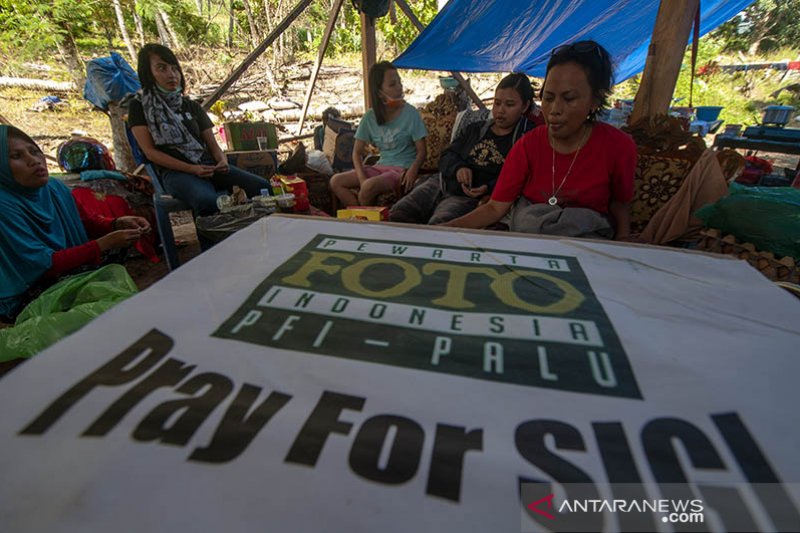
[{"left": 297, "top": 0, "right": 345, "bottom": 135}]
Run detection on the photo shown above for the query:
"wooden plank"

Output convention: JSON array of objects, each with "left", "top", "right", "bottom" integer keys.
[
  {"left": 393, "top": 0, "right": 486, "bottom": 110},
  {"left": 630, "top": 0, "right": 699, "bottom": 123},
  {"left": 361, "top": 13, "right": 377, "bottom": 110},
  {"left": 202, "top": 0, "right": 314, "bottom": 110},
  {"left": 297, "top": 0, "right": 345, "bottom": 135}
]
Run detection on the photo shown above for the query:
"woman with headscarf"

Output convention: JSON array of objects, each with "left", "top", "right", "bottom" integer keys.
[{"left": 0, "top": 125, "right": 148, "bottom": 321}]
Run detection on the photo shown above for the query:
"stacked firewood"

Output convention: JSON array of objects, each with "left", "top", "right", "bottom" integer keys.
[{"left": 697, "top": 229, "right": 799, "bottom": 283}]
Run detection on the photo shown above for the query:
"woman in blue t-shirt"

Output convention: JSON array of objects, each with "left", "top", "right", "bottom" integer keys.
[{"left": 330, "top": 61, "right": 427, "bottom": 207}]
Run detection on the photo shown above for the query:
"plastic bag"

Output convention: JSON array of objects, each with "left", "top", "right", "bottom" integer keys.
[
  {"left": 306, "top": 149, "right": 334, "bottom": 176},
  {"left": 695, "top": 182, "right": 800, "bottom": 259},
  {"left": 0, "top": 264, "right": 138, "bottom": 362},
  {"left": 83, "top": 52, "right": 141, "bottom": 111},
  {"left": 195, "top": 204, "right": 275, "bottom": 243}
]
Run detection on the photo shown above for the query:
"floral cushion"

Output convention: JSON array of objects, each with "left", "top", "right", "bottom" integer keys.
[
  {"left": 419, "top": 92, "right": 461, "bottom": 172},
  {"left": 631, "top": 154, "right": 693, "bottom": 234}
]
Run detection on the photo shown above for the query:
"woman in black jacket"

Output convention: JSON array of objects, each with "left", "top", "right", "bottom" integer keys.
[{"left": 389, "top": 73, "right": 540, "bottom": 224}]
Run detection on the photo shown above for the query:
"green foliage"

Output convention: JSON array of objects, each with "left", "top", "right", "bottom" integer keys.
[
  {"left": 377, "top": 0, "right": 438, "bottom": 57},
  {"left": 615, "top": 33, "right": 800, "bottom": 129},
  {"left": 715, "top": 0, "right": 800, "bottom": 53}
]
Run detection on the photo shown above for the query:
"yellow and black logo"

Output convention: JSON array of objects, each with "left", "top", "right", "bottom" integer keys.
[{"left": 215, "top": 235, "right": 640, "bottom": 398}]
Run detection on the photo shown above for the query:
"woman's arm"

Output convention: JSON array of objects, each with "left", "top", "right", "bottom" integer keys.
[
  {"left": 352, "top": 139, "right": 369, "bottom": 184},
  {"left": 201, "top": 128, "right": 229, "bottom": 173},
  {"left": 440, "top": 198, "right": 513, "bottom": 228},
  {"left": 608, "top": 201, "right": 631, "bottom": 240},
  {"left": 131, "top": 125, "right": 214, "bottom": 178},
  {"left": 45, "top": 228, "right": 142, "bottom": 278},
  {"left": 401, "top": 138, "right": 427, "bottom": 193}
]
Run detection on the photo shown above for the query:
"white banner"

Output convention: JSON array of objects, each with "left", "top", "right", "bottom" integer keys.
[{"left": 0, "top": 215, "right": 798, "bottom": 532}]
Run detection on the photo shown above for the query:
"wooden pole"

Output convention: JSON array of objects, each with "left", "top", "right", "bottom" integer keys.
[
  {"left": 361, "top": 13, "right": 377, "bottom": 110},
  {"left": 629, "top": 0, "right": 700, "bottom": 124},
  {"left": 297, "top": 0, "right": 345, "bottom": 135},
  {"left": 202, "top": 0, "right": 314, "bottom": 110},
  {"left": 393, "top": 0, "right": 485, "bottom": 110}
]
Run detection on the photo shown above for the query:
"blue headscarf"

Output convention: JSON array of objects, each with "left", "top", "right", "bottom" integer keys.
[{"left": 0, "top": 125, "right": 88, "bottom": 316}]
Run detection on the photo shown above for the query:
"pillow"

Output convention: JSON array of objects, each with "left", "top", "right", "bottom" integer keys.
[
  {"left": 323, "top": 124, "right": 356, "bottom": 172},
  {"left": 630, "top": 154, "right": 693, "bottom": 234},
  {"left": 326, "top": 116, "right": 353, "bottom": 134},
  {"left": 419, "top": 93, "right": 461, "bottom": 172},
  {"left": 451, "top": 108, "right": 492, "bottom": 143}
]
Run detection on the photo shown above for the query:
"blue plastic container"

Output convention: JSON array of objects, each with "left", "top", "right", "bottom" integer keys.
[{"left": 695, "top": 106, "right": 724, "bottom": 121}]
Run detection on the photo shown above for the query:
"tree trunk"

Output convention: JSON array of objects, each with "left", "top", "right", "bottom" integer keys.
[
  {"left": 132, "top": 7, "right": 145, "bottom": 46},
  {"left": 154, "top": 11, "right": 171, "bottom": 47},
  {"left": 242, "top": 0, "right": 261, "bottom": 47},
  {"left": 195, "top": 0, "right": 203, "bottom": 14},
  {"left": 112, "top": 0, "right": 137, "bottom": 63},
  {"left": 55, "top": 24, "right": 86, "bottom": 91},
  {"left": 159, "top": 10, "right": 181, "bottom": 50},
  {"left": 108, "top": 102, "right": 137, "bottom": 172}
]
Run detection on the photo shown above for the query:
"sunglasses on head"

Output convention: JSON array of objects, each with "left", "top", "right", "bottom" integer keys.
[{"left": 551, "top": 41, "right": 602, "bottom": 58}]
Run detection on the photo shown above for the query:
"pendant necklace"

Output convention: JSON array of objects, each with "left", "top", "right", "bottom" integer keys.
[{"left": 549, "top": 125, "right": 589, "bottom": 206}]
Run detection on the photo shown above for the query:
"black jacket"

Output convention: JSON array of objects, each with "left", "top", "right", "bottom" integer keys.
[{"left": 439, "top": 115, "right": 536, "bottom": 196}]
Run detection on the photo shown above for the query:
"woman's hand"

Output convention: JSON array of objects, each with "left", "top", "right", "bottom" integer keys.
[
  {"left": 114, "top": 216, "right": 151, "bottom": 233},
  {"left": 401, "top": 169, "right": 419, "bottom": 193},
  {"left": 214, "top": 159, "right": 230, "bottom": 174},
  {"left": 96, "top": 230, "right": 142, "bottom": 252},
  {"left": 456, "top": 167, "right": 473, "bottom": 188},
  {"left": 461, "top": 183, "right": 488, "bottom": 198},
  {"left": 191, "top": 164, "right": 216, "bottom": 179}
]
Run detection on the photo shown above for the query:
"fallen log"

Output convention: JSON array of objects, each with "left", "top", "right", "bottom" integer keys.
[{"left": 0, "top": 76, "right": 75, "bottom": 92}]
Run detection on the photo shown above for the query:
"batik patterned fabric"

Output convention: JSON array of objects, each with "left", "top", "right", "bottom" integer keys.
[
  {"left": 631, "top": 154, "right": 692, "bottom": 234},
  {"left": 419, "top": 92, "right": 461, "bottom": 171}
]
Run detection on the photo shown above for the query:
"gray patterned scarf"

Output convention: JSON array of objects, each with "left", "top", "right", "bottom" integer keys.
[{"left": 140, "top": 88, "right": 205, "bottom": 164}]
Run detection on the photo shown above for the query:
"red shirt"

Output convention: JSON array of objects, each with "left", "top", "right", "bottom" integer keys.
[
  {"left": 491, "top": 122, "right": 636, "bottom": 214},
  {"left": 45, "top": 213, "right": 113, "bottom": 279}
]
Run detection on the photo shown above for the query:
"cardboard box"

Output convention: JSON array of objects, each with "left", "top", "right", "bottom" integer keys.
[
  {"left": 278, "top": 175, "right": 310, "bottom": 211},
  {"left": 222, "top": 122, "right": 278, "bottom": 151},
  {"left": 337, "top": 206, "right": 389, "bottom": 221},
  {"left": 226, "top": 150, "right": 278, "bottom": 179}
]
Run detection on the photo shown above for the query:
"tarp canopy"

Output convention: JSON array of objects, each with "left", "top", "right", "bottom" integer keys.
[{"left": 394, "top": 0, "right": 755, "bottom": 82}]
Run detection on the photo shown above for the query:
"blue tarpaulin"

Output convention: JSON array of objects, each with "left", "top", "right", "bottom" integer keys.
[{"left": 394, "top": 0, "right": 755, "bottom": 82}]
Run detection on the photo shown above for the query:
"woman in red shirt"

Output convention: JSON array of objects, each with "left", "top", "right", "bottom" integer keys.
[{"left": 444, "top": 41, "right": 636, "bottom": 240}]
